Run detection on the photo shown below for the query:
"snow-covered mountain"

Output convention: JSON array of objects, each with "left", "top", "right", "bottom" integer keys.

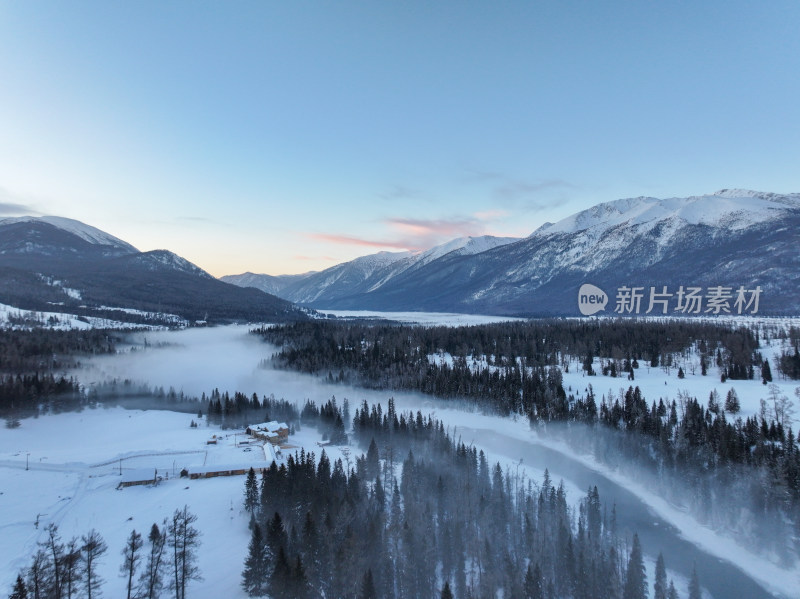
[
  {"left": 126, "top": 249, "right": 215, "bottom": 280},
  {"left": 218, "top": 271, "right": 314, "bottom": 296},
  {"left": 0, "top": 216, "right": 306, "bottom": 324},
  {"left": 223, "top": 235, "right": 519, "bottom": 305},
  {"left": 225, "top": 190, "right": 800, "bottom": 316},
  {"left": 0, "top": 215, "right": 138, "bottom": 254}
]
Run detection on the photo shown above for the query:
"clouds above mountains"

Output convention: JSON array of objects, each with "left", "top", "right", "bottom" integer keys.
[{"left": 306, "top": 211, "right": 510, "bottom": 253}]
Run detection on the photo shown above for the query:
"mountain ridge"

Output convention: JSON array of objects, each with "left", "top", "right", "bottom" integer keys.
[
  {"left": 221, "top": 235, "right": 519, "bottom": 304},
  {"left": 0, "top": 218, "right": 307, "bottom": 324},
  {"left": 223, "top": 190, "right": 800, "bottom": 316}
]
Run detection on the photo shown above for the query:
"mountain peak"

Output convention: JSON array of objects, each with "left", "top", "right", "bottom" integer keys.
[
  {"left": 0, "top": 215, "right": 138, "bottom": 253},
  {"left": 531, "top": 190, "right": 800, "bottom": 238},
  {"left": 128, "top": 249, "right": 215, "bottom": 279}
]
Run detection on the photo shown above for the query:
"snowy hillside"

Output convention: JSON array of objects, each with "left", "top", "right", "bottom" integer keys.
[
  {"left": 412, "top": 235, "right": 518, "bottom": 266},
  {"left": 256, "top": 190, "right": 800, "bottom": 315},
  {"left": 0, "top": 215, "right": 308, "bottom": 324},
  {"left": 223, "top": 235, "right": 520, "bottom": 305},
  {"left": 0, "top": 215, "right": 138, "bottom": 253},
  {"left": 533, "top": 189, "right": 800, "bottom": 238},
  {"left": 128, "top": 250, "right": 215, "bottom": 280}
]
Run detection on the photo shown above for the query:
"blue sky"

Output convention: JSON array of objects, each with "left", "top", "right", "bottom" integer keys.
[{"left": 1, "top": 1, "right": 798, "bottom": 276}]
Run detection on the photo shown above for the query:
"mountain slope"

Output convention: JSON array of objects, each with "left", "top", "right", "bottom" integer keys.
[
  {"left": 220, "top": 272, "right": 315, "bottom": 296},
  {"left": 227, "top": 191, "right": 800, "bottom": 316},
  {"left": 0, "top": 217, "right": 307, "bottom": 324},
  {"left": 0, "top": 216, "right": 138, "bottom": 253},
  {"left": 224, "top": 235, "right": 519, "bottom": 305}
]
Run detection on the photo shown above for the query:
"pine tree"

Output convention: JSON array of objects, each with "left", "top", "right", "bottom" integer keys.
[
  {"left": 120, "top": 529, "right": 143, "bottom": 599},
  {"left": 653, "top": 553, "right": 667, "bottom": 599},
  {"left": 359, "top": 569, "right": 377, "bottom": 599},
  {"left": 244, "top": 467, "right": 259, "bottom": 513},
  {"left": 81, "top": 530, "right": 107, "bottom": 599},
  {"left": 9, "top": 574, "right": 27, "bottom": 599},
  {"left": 725, "top": 388, "right": 740, "bottom": 414},
  {"left": 667, "top": 580, "right": 679, "bottom": 599},
  {"left": 291, "top": 555, "right": 310, "bottom": 599},
  {"left": 266, "top": 513, "right": 288, "bottom": 561},
  {"left": 61, "top": 537, "right": 81, "bottom": 599},
  {"left": 167, "top": 506, "right": 202, "bottom": 599},
  {"left": 524, "top": 563, "right": 544, "bottom": 599},
  {"left": 688, "top": 566, "right": 702, "bottom": 599},
  {"left": 762, "top": 359, "right": 773, "bottom": 384},
  {"left": 623, "top": 533, "right": 646, "bottom": 599},
  {"left": 374, "top": 474, "right": 386, "bottom": 510},
  {"left": 27, "top": 550, "right": 52, "bottom": 599},
  {"left": 268, "top": 546, "right": 291, "bottom": 599},
  {"left": 366, "top": 438, "right": 380, "bottom": 479},
  {"left": 242, "top": 524, "right": 268, "bottom": 597},
  {"left": 43, "top": 523, "right": 64, "bottom": 599},
  {"left": 139, "top": 522, "right": 167, "bottom": 599},
  {"left": 707, "top": 390, "right": 720, "bottom": 415},
  {"left": 440, "top": 581, "right": 454, "bottom": 599}
]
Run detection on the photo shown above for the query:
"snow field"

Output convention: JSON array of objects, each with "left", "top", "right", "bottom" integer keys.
[
  {"left": 560, "top": 335, "right": 799, "bottom": 425},
  {"left": 0, "top": 408, "right": 273, "bottom": 597},
  {"left": 0, "top": 302, "right": 177, "bottom": 331},
  {"left": 0, "top": 406, "right": 414, "bottom": 598}
]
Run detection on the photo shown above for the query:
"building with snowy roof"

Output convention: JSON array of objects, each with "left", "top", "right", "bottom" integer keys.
[
  {"left": 245, "top": 421, "right": 289, "bottom": 445},
  {"left": 118, "top": 463, "right": 271, "bottom": 488}
]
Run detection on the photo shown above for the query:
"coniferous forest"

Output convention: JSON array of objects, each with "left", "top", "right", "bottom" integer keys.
[
  {"left": 242, "top": 398, "right": 683, "bottom": 599},
  {"left": 257, "top": 320, "right": 800, "bottom": 564}
]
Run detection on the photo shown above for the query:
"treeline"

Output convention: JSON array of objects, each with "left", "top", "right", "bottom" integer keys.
[
  {"left": 9, "top": 507, "right": 201, "bottom": 599},
  {"left": 204, "top": 389, "right": 300, "bottom": 429},
  {"left": 256, "top": 319, "right": 800, "bottom": 562},
  {"left": 568, "top": 384, "right": 800, "bottom": 562},
  {"left": 779, "top": 346, "right": 800, "bottom": 380},
  {"left": 1, "top": 375, "right": 302, "bottom": 432},
  {"left": 241, "top": 399, "right": 692, "bottom": 599},
  {"left": 0, "top": 377, "right": 204, "bottom": 423},
  {"left": 257, "top": 318, "right": 761, "bottom": 371},
  {"left": 256, "top": 319, "right": 762, "bottom": 415},
  {"left": 299, "top": 397, "right": 348, "bottom": 444},
  {"left": 0, "top": 329, "right": 119, "bottom": 373},
  {"left": 0, "top": 373, "right": 83, "bottom": 421}
]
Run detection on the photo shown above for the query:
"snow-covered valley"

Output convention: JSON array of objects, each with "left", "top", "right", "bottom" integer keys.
[{"left": 2, "top": 317, "right": 799, "bottom": 598}]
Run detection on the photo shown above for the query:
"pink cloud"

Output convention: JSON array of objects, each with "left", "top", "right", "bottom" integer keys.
[
  {"left": 305, "top": 232, "right": 414, "bottom": 250},
  {"left": 304, "top": 211, "right": 513, "bottom": 254}
]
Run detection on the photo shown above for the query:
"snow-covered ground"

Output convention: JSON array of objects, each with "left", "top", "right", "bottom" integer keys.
[
  {"left": 1, "top": 403, "right": 705, "bottom": 598},
  {"left": 561, "top": 334, "right": 800, "bottom": 424},
  {"left": 0, "top": 302, "right": 185, "bottom": 331},
  {"left": 0, "top": 407, "right": 362, "bottom": 598},
  {"left": 4, "top": 322, "right": 800, "bottom": 597}
]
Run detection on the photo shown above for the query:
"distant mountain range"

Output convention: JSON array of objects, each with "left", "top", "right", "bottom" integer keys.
[
  {"left": 223, "top": 190, "right": 800, "bottom": 316},
  {"left": 222, "top": 235, "right": 518, "bottom": 305},
  {"left": 2, "top": 190, "right": 797, "bottom": 324},
  {"left": 0, "top": 216, "right": 306, "bottom": 324}
]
